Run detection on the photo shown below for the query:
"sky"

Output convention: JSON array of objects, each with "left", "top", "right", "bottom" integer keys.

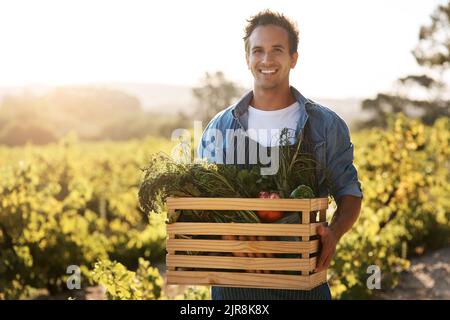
[{"left": 0, "top": 0, "right": 446, "bottom": 99}]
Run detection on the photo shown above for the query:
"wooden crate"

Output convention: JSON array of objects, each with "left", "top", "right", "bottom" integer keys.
[{"left": 165, "top": 197, "right": 328, "bottom": 290}]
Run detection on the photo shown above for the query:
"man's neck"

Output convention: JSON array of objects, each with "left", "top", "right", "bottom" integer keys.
[{"left": 250, "top": 85, "right": 297, "bottom": 111}]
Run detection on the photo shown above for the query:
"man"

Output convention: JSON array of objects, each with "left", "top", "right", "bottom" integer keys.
[{"left": 197, "top": 10, "right": 363, "bottom": 300}]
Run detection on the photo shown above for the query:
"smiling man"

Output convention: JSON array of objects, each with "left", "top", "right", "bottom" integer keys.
[{"left": 198, "top": 10, "right": 363, "bottom": 300}]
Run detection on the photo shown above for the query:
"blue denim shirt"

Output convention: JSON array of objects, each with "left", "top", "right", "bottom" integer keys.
[{"left": 197, "top": 86, "right": 363, "bottom": 201}]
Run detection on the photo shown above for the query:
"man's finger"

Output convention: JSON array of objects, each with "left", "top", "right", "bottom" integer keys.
[
  {"left": 317, "top": 252, "right": 333, "bottom": 272},
  {"left": 316, "top": 225, "right": 330, "bottom": 271},
  {"left": 322, "top": 253, "right": 333, "bottom": 271},
  {"left": 317, "top": 224, "right": 328, "bottom": 237},
  {"left": 316, "top": 250, "right": 329, "bottom": 272}
]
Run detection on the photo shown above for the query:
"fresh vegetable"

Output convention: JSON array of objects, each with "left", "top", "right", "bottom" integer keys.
[
  {"left": 256, "top": 191, "right": 284, "bottom": 222},
  {"left": 290, "top": 184, "right": 315, "bottom": 199},
  {"left": 274, "top": 128, "right": 319, "bottom": 198},
  {"left": 138, "top": 128, "right": 322, "bottom": 224},
  {"left": 138, "top": 153, "right": 262, "bottom": 223}
]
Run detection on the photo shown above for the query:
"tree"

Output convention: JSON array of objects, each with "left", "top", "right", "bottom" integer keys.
[
  {"left": 0, "top": 87, "right": 144, "bottom": 141},
  {"left": 359, "top": 1, "right": 450, "bottom": 129},
  {"left": 192, "top": 71, "right": 245, "bottom": 124},
  {"left": 0, "top": 120, "right": 57, "bottom": 146},
  {"left": 413, "top": 2, "right": 450, "bottom": 69}
]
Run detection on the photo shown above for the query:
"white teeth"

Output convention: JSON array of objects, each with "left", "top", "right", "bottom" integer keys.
[{"left": 260, "top": 69, "right": 276, "bottom": 74}]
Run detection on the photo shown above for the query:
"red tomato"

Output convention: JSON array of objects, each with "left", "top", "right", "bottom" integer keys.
[
  {"left": 259, "top": 191, "right": 270, "bottom": 198},
  {"left": 257, "top": 192, "right": 284, "bottom": 222}
]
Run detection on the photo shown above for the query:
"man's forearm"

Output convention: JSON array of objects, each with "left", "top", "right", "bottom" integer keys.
[{"left": 329, "top": 195, "right": 362, "bottom": 240}]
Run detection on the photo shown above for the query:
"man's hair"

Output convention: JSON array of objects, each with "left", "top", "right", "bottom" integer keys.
[{"left": 243, "top": 9, "right": 299, "bottom": 56}]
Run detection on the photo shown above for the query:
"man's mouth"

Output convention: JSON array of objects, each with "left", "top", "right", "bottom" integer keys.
[{"left": 259, "top": 69, "right": 278, "bottom": 75}]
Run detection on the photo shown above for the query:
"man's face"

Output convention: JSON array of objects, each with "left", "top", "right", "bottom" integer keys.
[{"left": 246, "top": 25, "right": 298, "bottom": 90}]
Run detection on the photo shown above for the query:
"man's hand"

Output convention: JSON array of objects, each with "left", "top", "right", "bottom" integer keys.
[
  {"left": 315, "top": 195, "right": 362, "bottom": 272},
  {"left": 315, "top": 224, "right": 339, "bottom": 272}
]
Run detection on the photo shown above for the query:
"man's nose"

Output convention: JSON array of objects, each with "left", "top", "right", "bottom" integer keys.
[{"left": 262, "top": 52, "right": 274, "bottom": 64}]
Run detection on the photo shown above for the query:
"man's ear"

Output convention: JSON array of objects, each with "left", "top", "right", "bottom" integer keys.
[
  {"left": 290, "top": 51, "right": 299, "bottom": 69},
  {"left": 245, "top": 52, "right": 250, "bottom": 69}
]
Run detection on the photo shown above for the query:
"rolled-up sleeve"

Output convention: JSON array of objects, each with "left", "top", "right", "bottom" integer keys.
[{"left": 326, "top": 116, "right": 363, "bottom": 201}]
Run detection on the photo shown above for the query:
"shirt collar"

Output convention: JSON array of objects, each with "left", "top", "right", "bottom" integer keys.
[{"left": 231, "top": 85, "right": 311, "bottom": 135}]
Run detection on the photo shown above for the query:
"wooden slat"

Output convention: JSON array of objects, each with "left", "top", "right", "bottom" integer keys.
[
  {"left": 310, "top": 270, "right": 328, "bottom": 287},
  {"left": 302, "top": 211, "right": 310, "bottom": 224},
  {"left": 167, "top": 270, "right": 318, "bottom": 290},
  {"left": 167, "top": 255, "right": 317, "bottom": 272},
  {"left": 167, "top": 239, "right": 320, "bottom": 254},
  {"left": 165, "top": 196, "right": 329, "bottom": 290},
  {"left": 167, "top": 222, "right": 326, "bottom": 237},
  {"left": 310, "top": 198, "right": 329, "bottom": 211},
  {"left": 310, "top": 222, "right": 327, "bottom": 235},
  {"left": 319, "top": 209, "right": 326, "bottom": 222},
  {"left": 301, "top": 230, "right": 311, "bottom": 275},
  {"left": 166, "top": 234, "right": 175, "bottom": 255},
  {"left": 166, "top": 197, "right": 328, "bottom": 212},
  {"left": 166, "top": 218, "right": 175, "bottom": 271}
]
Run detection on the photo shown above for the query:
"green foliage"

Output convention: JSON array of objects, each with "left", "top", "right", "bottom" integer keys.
[
  {"left": 329, "top": 114, "right": 449, "bottom": 299},
  {"left": 90, "top": 258, "right": 210, "bottom": 300},
  {"left": 177, "top": 286, "right": 211, "bottom": 300},
  {"left": 0, "top": 115, "right": 448, "bottom": 300},
  {"left": 91, "top": 258, "right": 163, "bottom": 300},
  {"left": 138, "top": 153, "right": 261, "bottom": 223},
  {"left": 0, "top": 136, "right": 172, "bottom": 299}
]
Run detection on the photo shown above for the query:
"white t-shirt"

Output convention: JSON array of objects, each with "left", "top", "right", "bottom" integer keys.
[{"left": 247, "top": 101, "right": 300, "bottom": 147}]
